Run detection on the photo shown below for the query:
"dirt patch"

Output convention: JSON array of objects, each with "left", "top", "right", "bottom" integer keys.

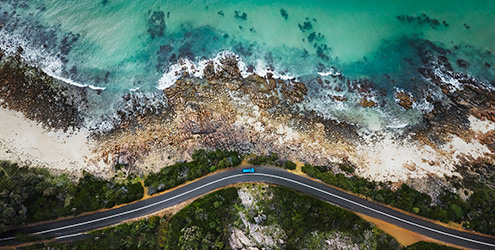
[{"left": 356, "top": 212, "right": 467, "bottom": 249}]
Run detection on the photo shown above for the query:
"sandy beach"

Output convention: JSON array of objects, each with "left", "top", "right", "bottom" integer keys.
[{"left": 0, "top": 107, "right": 105, "bottom": 176}]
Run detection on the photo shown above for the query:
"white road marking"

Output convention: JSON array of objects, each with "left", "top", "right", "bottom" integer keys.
[
  {"left": 254, "top": 173, "right": 495, "bottom": 248},
  {"left": 5, "top": 170, "right": 495, "bottom": 248},
  {"left": 0, "top": 237, "right": 15, "bottom": 241},
  {"left": 55, "top": 233, "right": 84, "bottom": 240},
  {"left": 32, "top": 174, "right": 248, "bottom": 235}
]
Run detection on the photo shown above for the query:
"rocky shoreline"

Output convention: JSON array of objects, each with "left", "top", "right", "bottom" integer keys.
[
  {"left": 0, "top": 45, "right": 494, "bottom": 199},
  {"left": 0, "top": 49, "right": 86, "bottom": 132},
  {"left": 96, "top": 53, "right": 360, "bottom": 175}
]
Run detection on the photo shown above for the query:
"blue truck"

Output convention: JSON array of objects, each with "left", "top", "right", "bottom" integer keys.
[{"left": 242, "top": 168, "right": 255, "bottom": 173}]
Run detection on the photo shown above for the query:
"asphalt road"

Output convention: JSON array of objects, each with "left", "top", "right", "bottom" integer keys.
[{"left": 1, "top": 166, "right": 494, "bottom": 249}]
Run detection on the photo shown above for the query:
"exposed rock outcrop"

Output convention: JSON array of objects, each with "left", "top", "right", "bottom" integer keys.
[{"left": 0, "top": 49, "right": 85, "bottom": 131}]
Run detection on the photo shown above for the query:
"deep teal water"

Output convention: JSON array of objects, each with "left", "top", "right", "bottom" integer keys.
[{"left": 1, "top": 0, "right": 495, "bottom": 129}]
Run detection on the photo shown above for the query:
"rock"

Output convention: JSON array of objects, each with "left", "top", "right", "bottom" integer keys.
[
  {"left": 359, "top": 96, "right": 377, "bottom": 108},
  {"left": 203, "top": 61, "right": 215, "bottom": 80},
  {"left": 147, "top": 186, "right": 157, "bottom": 196},
  {"left": 118, "top": 155, "right": 129, "bottom": 165},
  {"left": 395, "top": 90, "right": 416, "bottom": 110},
  {"left": 253, "top": 214, "right": 266, "bottom": 224},
  {"left": 0, "top": 49, "right": 85, "bottom": 131},
  {"left": 403, "top": 162, "right": 417, "bottom": 171},
  {"left": 218, "top": 55, "right": 243, "bottom": 81},
  {"left": 280, "top": 81, "right": 308, "bottom": 104},
  {"left": 332, "top": 95, "right": 348, "bottom": 102},
  {"left": 234, "top": 11, "right": 247, "bottom": 20}
]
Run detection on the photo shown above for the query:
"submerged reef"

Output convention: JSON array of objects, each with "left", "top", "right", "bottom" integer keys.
[
  {"left": 396, "top": 13, "right": 447, "bottom": 29},
  {"left": 147, "top": 10, "right": 166, "bottom": 39}
]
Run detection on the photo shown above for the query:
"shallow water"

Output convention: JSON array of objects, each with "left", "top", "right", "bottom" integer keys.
[{"left": 1, "top": 0, "right": 495, "bottom": 129}]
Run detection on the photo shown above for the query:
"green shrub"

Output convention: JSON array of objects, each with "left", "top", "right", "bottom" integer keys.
[
  {"left": 284, "top": 160, "right": 297, "bottom": 170},
  {"left": 247, "top": 153, "right": 281, "bottom": 166},
  {"left": 301, "top": 163, "right": 495, "bottom": 234},
  {"left": 22, "top": 216, "right": 166, "bottom": 250},
  {"left": 248, "top": 155, "right": 268, "bottom": 165},
  {"left": 464, "top": 185, "right": 495, "bottom": 234},
  {"left": 0, "top": 161, "right": 144, "bottom": 232},
  {"left": 145, "top": 150, "right": 243, "bottom": 195},
  {"left": 258, "top": 186, "right": 399, "bottom": 249},
  {"left": 338, "top": 164, "right": 354, "bottom": 173},
  {"left": 165, "top": 188, "right": 239, "bottom": 249}
]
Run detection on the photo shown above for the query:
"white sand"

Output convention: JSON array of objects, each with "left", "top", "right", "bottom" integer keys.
[
  {"left": 353, "top": 133, "right": 492, "bottom": 182},
  {"left": 469, "top": 115, "right": 495, "bottom": 134},
  {"left": 0, "top": 107, "right": 106, "bottom": 175}
]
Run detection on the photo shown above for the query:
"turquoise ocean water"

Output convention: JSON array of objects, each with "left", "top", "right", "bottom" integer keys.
[{"left": 1, "top": 0, "right": 495, "bottom": 130}]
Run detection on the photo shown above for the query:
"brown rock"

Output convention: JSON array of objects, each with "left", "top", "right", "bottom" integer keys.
[
  {"left": 332, "top": 95, "right": 348, "bottom": 102},
  {"left": 395, "top": 90, "right": 416, "bottom": 110},
  {"left": 359, "top": 96, "right": 377, "bottom": 108}
]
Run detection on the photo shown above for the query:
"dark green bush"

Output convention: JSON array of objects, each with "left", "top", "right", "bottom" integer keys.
[
  {"left": 22, "top": 216, "right": 165, "bottom": 250},
  {"left": 247, "top": 153, "right": 280, "bottom": 166},
  {"left": 301, "top": 163, "right": 495, "bottom": 235},
  {"left": 338, "top": 164, "right": 354, "bottom": 173},
  {"left": 165, "top": 188, "right": 239, "bottom": 249},
  {"left": 0, "top": 161, "right": 143, "bottom": 232},
  {"left": 267, "top": 187, "right": 371, "bottom": 246},
  {"left": 284, "top": 160, "right": 297, "bottom": 170},
  {"left": 22, "top": 185, "right": 399, "bottom": 249},
  {"left": 464, "top": 185, "right": 495, "bottom": 234},
  {"left": 247, "top": 155, "right": 268, "bottom": 165},
  {"left": 144, "top": 149, "right": 242, "bottom": 195}
]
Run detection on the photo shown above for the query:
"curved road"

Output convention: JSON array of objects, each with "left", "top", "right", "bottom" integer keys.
[{"left": 1, "top": 166, "right": 494, "bottom": 249}]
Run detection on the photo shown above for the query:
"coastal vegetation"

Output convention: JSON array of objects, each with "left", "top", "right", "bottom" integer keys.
[
  {"left": 302, "top": 163, "right": 495, "bottom": 235},
  {"left": 2, "top": 149, "right": 494, "bottom": 237},
  {"left": 257, "top": 186, "right": 399, "bottom": 249},
  {"left": 247, "top": 153, "right": 297, "bottom": 170},
  {"left": 0, "top": 161, "right": 143, "bottom": 233},
  {"left": 21, "top": 185, "right": 401, "bottom": 249},
  {"left": 21, "top": 215, "right": 167, "bottom": 250},
  {"left": 144, "top": 149, "right": 243, "bottom": 195},
  {"left": 1, "top": 149, "right": 243, "bottom": 232},
  {"left": 165, "top": 188, "right": 240, "bottom": 249}
]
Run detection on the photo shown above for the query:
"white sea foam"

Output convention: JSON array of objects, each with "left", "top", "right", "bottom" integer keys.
[
  {"left": 385, "top": 122, "right": 409, "bottom": 129},
  {"left": 157, "top": 50, "right": 299, "bottom": 90},
  {"left": 434, "top": 68, "right": 463, "bottom": 92},
  {"left": 0, "top": 32, "right": 106, "bottom": 90},
  {"left": 429, "top": 58, "right": 495, "bottom": 93},
  {"left": 157, "top": 54, "right": 211, "bottom": 90},
  {"left": 45, "top": 71, "right": 106, "bottom": 90},
  {"left": 317, "top": 67, "right": 341, "bottom": 77},
  {"left": 414, "top": 98, "right": 434, "bottom": 113},
  {"left": 251, "top": 59, "right": 297, "bottom": 81}
]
